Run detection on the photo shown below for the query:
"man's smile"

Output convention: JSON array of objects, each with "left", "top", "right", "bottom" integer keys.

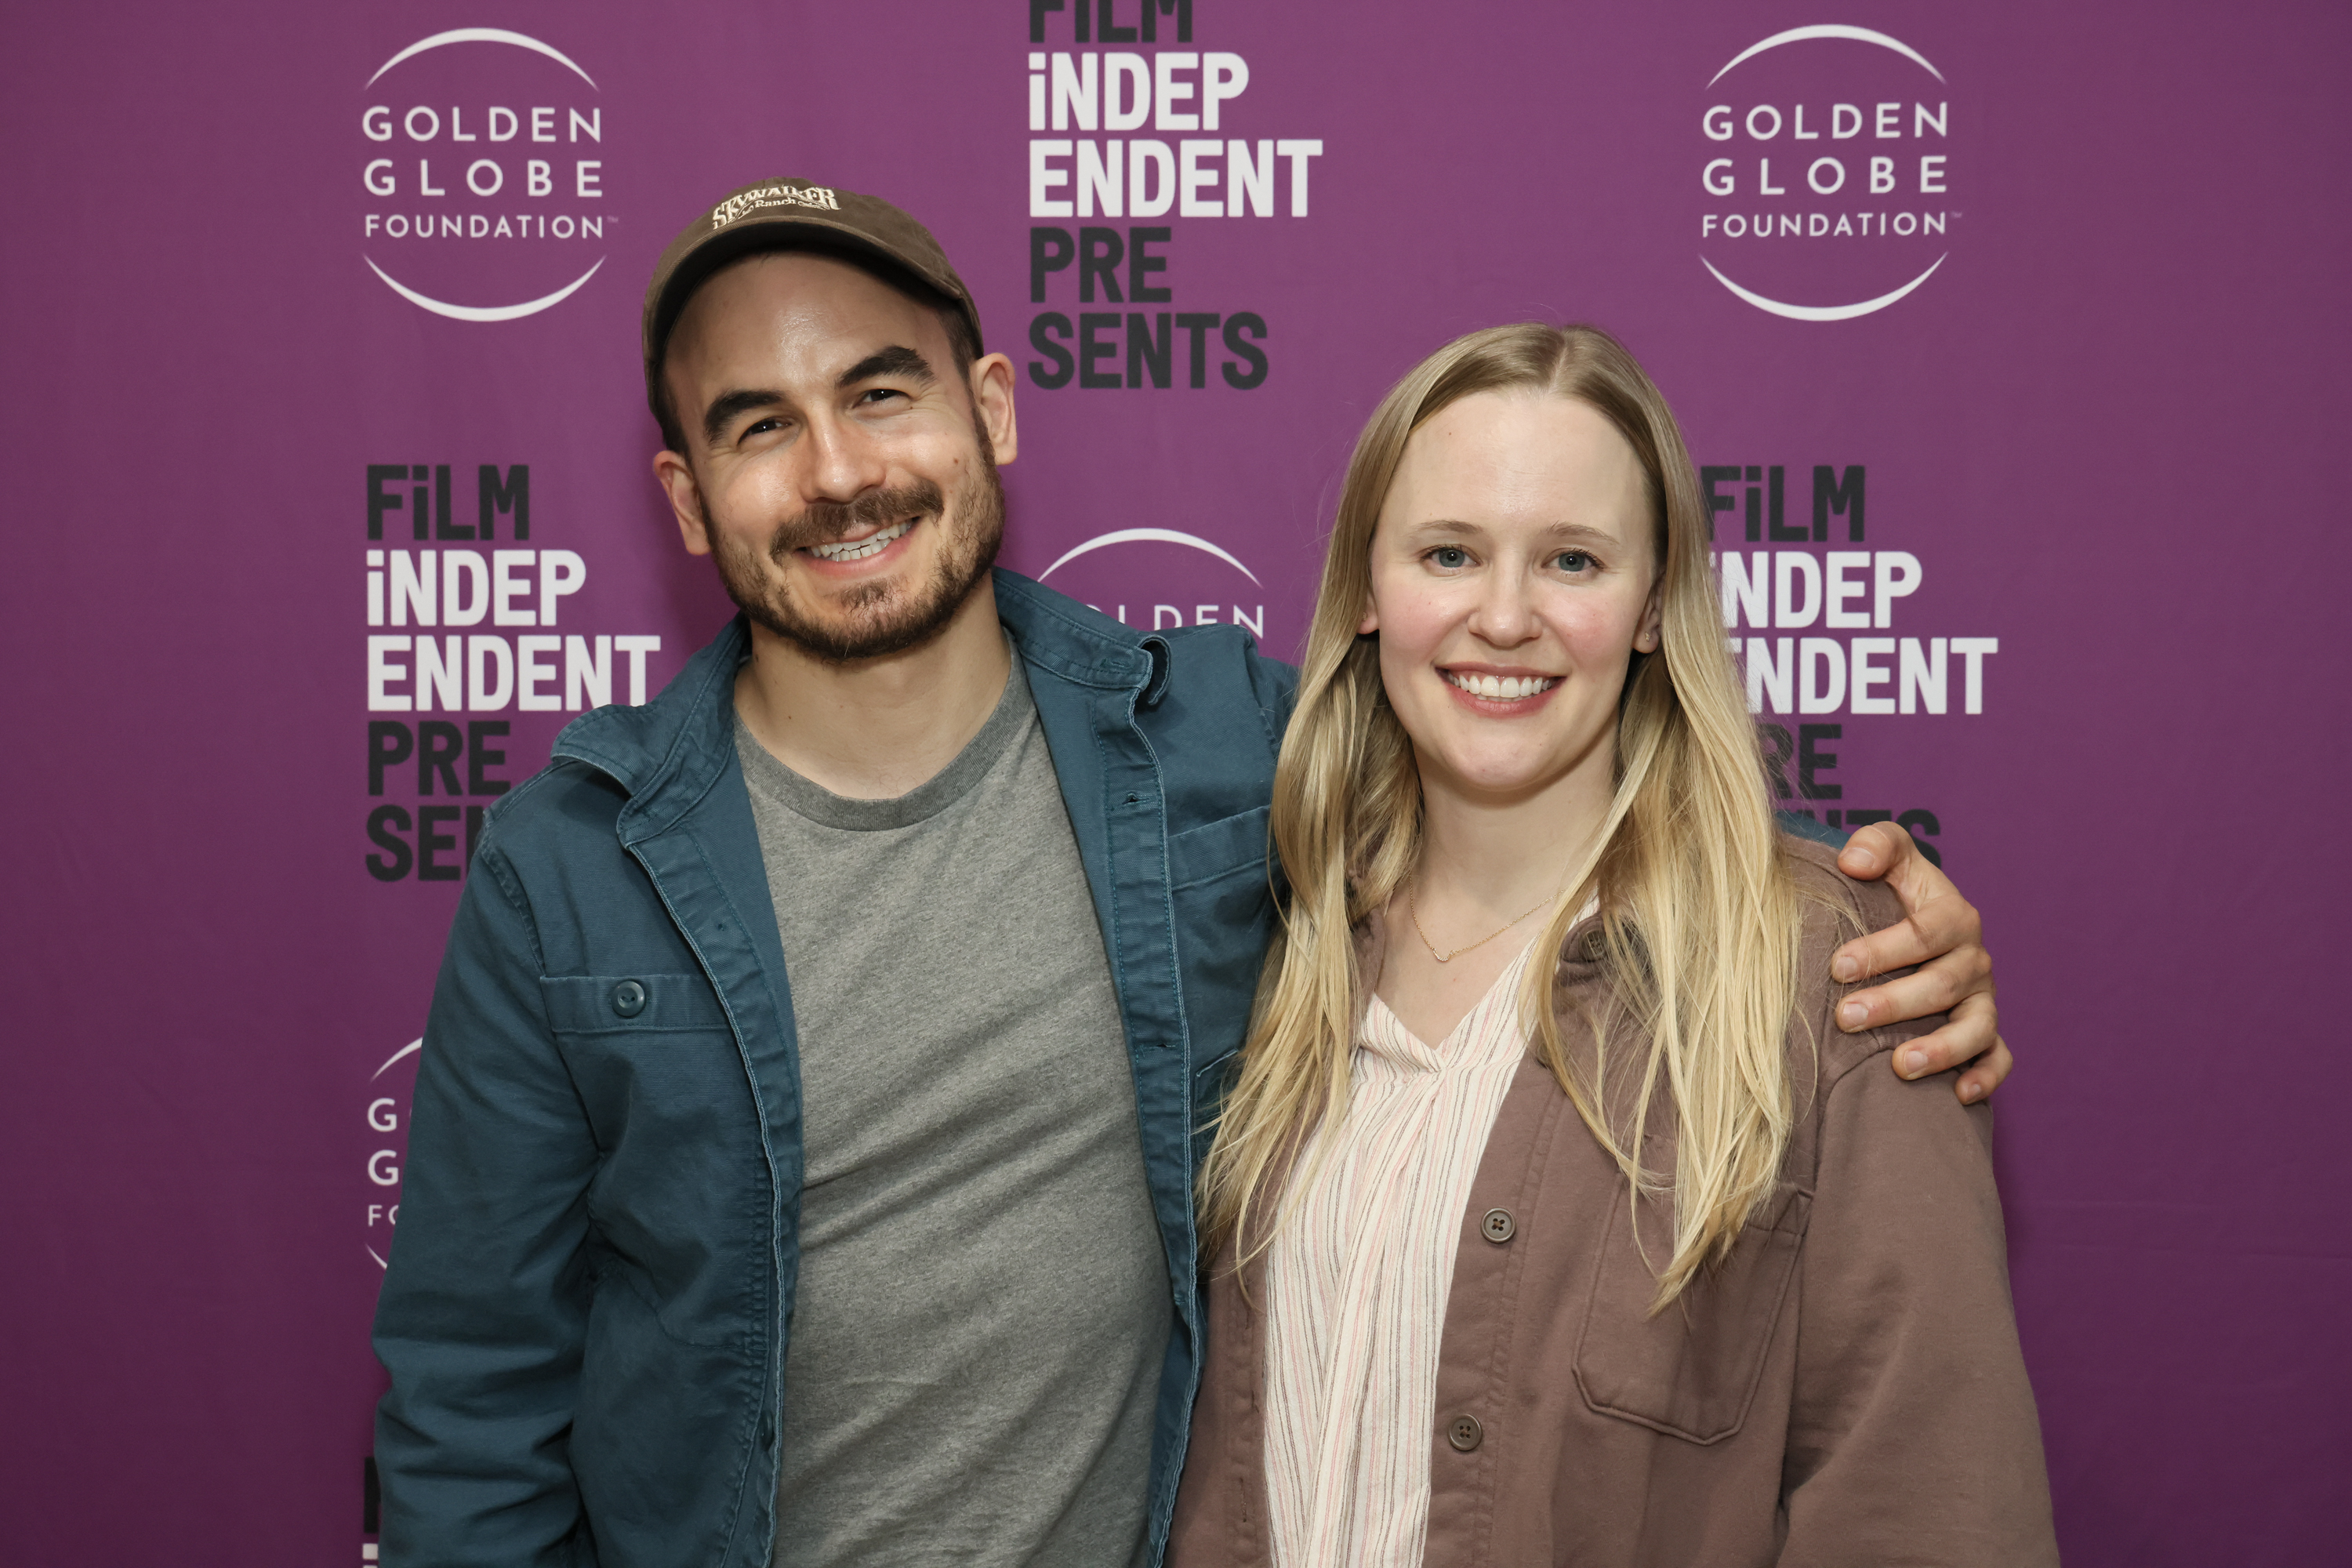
[{"left": 806, "top": 517, "right": 916, "bottom": 564}]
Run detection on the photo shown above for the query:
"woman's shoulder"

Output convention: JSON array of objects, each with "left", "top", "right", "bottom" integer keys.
[
  {"left": 1777, "top": 831, "right": 1924, "bottom": 1090},
  {"left": 1777, "top": 830, "right": 1904, "bottom": 933}
]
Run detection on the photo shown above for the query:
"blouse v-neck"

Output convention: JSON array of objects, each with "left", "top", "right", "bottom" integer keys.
[{"left": 1261, "top": 936, "right": 1541, "bottom": 1568}]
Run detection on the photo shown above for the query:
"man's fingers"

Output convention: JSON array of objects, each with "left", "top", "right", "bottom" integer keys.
[
  {"left": 1831, "top": 826, "right": 1980, "bottom": 983},
  {"left": 1871, "top": 989, "right": 1998, "bottom": 1076},
  {"left": 1837, "top": 822, "right": 1947, "bottom": 915},
  {"left": 1955, "top": 1036, "right": 2014, "bottom": 1104},
  {"left": 1835, "top": 822, "right": 2007, "bottom": 1103},
  {"left": 1835, "top": 819, "right": 1907, "bottom": 880},
  {"left": 1831, "top": 920, "right": 1931, "bottom": 985},
  {"left": 1837, "top": 952, "right": 1984, "bottom": 1036}
]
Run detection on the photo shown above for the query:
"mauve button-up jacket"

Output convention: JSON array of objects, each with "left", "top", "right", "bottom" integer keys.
[{"left": 1171, "top": 840, "right": 2058, "bottom": 1567}]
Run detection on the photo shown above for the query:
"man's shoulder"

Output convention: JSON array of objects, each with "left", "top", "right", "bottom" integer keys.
[
  {"left": 1780, "top": 833, "right": 1902, "bottom": 950},
  {"left": 1156, "top": 619, "right": 1298, "bottom": 708},
  {"left": 472, "top": 756, "right": 635, "bottom": 877},
  {"left": 996, "top": 568, "right": 1298, "bottom": 735},
  {"left": 467, "top": 612, "right": 750, "bottom": 888}
]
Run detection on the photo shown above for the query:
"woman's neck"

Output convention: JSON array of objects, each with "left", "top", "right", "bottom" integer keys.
[
  {"left": 1409, "top": 742, "right": 1616, "bottom": 925},
  {"left": 1370, "top": 743, "right": 1616, "bottom": 1049}
]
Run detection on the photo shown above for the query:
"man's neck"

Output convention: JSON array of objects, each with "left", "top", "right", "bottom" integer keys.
[{"left": 733, "top": 579, "right": 1013, "bottom": 800}]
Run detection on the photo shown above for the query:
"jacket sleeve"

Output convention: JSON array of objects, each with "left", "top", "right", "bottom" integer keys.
[
  {"left": 1778, "top": 1054, "right": 2059, "bottom": 1566},
  {"left": 372, "top": 841, "right": 601, "bottom": 1566}
]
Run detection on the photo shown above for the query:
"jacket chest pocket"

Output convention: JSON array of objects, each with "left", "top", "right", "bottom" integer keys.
[
  {"left": 541, "top": 971, "right": 758, "bottom": 1144},
  {"left": 1167, "top": 804, "right": 1275, "bottom": 1098},
  {"left": 1572, "top": 1178, "right": 1811, "bottom": 1444},
  {"left": 541, "top": 972, "right": 764, "bottom": 1263},
  {"left": 542, "top": 973, "right": 742, "bottom": 1112}
]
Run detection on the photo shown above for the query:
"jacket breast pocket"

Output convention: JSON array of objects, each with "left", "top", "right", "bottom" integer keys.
[
  {"left": 1573, "top": 1178, "right": 1811, "bottom": 1444},
  {"left": 1167, "top": 805, "right": 1275, "bottom": 1074},
  {"left": 539, "top": 971, "right": 764, "bottom": 1344},
  {"left": 542, "top": 971, "right": 731, "bottom": 1036},
  {"left": 540, "top": 971, "right": 750, "bottom": 1145}
]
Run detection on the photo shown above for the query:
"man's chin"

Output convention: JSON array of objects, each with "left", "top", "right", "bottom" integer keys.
[
  {"left": 736, "top": 566, "right": 988, "bottom": 666},
  {"left": 766, "top": 605, "right": 960, "bottom": 665}
]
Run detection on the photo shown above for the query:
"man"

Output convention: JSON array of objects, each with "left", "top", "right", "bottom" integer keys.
[{"left": 373, "top": 179, "right": 2009, "bottom": 1568}]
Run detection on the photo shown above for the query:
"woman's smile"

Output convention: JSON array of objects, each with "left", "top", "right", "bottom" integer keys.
[{"left": 1438, "top": 666, "right": 1563, "bottom": 709}]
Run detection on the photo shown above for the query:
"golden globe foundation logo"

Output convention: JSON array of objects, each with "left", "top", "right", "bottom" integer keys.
[
  {"left": 358, "top": 28, "right": 608, "bottom": 321},
  {"left": 365, "top": 1037, "right": 419, "bottom": 1269},
  {"left": 1033, "top": 528, "right": 1271, "bottom": 642},
  {"left": 1697, "top": 25, "right": 1960, "bottom": 321}
]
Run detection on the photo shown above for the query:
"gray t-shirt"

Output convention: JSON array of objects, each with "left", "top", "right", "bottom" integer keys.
[{"left": 735, "top": 655, "right": 1170, "bottom": 1568}]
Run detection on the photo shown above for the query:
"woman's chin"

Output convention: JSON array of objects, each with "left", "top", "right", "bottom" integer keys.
[
  {"left": 1426, "top": 750, "right": 1573, "bottom": 801},
  {"left": 1410, "top": 723, "right": 1618, "bottom": 807}
]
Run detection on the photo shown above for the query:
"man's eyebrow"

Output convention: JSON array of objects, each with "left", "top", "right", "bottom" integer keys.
[
  {"left": 702, "top": 388, "right": 786, "bottom": 446},
  {"left": 836, "top": 345, "right": 936, "bottom": 390}
]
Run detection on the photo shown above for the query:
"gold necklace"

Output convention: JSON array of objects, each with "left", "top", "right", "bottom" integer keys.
[{"left": 1407, "top": 884, "right": 1554, "bottom": 964}]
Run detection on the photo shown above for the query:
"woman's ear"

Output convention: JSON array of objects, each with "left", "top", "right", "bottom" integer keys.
[
  {"left": 1357, "top": 589, "right": 1379, "bottom": 637},
  {"left": 1634, "top": 580, "right": 1664, "bottom": 652}
]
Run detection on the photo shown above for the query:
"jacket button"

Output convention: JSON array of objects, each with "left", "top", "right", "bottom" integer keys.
[
  {"left": 611, "top": 979, "right": 648, "bottom": 1018},
  {"left": 1447, "top": 1414, "right": 1483, "bottom": 1452},
  {"left": 1481, "top": 1207, "right": 1515, "bottom": 1243}
]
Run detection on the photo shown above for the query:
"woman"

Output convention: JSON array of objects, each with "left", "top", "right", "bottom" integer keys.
[{"left": 1171, "top": 325, "right": 2056, "bottom": 1566}]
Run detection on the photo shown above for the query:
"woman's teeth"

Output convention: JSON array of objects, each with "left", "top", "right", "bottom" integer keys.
[
  {"left": 1445, "top": 671, "right": 1559, "bottom": 700},
  {"left": 810, "top": 519, "right": 913, "bottom": 562}
]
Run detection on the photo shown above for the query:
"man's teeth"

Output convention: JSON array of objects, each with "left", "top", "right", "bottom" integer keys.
[
  {"left": 1446, "top": 671, "right": 1559, "bottom": 700},
  {"left": 810, "top": 519, "right": 913, "bottom": 562}
]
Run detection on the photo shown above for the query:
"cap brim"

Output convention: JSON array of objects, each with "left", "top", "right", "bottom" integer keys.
[{"left": 648, "top": 215, "right": 971, "bottom": 376}]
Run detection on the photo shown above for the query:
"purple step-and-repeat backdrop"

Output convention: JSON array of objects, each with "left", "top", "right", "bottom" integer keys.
[{"left": 3, "top": 2, "right": 2346, "bottom": 1561}]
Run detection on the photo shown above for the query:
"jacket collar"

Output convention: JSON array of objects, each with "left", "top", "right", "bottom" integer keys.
[{"left": 548, "top": 568, "right": 1167, "bottom": 843}]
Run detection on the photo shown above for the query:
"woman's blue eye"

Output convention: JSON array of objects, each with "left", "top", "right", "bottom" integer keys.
[
  {"left": 1555, "top": 550, "right": 1593, "bottom": 572},
  {"left": 1431, "top": 546, "right": 1469, "bottom": 568}
]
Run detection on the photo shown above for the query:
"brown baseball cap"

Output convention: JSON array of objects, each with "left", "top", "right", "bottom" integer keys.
[{"left": 641, "top": 176, "right": 984, "bottom": 423}]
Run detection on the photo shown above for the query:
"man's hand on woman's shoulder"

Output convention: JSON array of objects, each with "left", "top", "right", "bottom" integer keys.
[{"left": 1831, "top": 822, "right": 2011, "bottom": 1105}]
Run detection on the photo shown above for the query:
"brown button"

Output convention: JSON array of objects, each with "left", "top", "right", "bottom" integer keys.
[
  {"left": 1447, "top": 1414, "right": 1483, "bottom": 1452},
  {"left": 1480, "top": 1207, "right": 1515, "bottom": 1243},
  {"left": 1577, "top": 928, "right": 1607, "bottom": 961}
]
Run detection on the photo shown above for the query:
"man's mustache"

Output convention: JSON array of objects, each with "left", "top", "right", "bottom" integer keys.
[{"left": 766, "top": 479, "right": 946, "bottom": 561}]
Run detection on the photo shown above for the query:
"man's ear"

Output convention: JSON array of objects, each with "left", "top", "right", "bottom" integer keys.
[
  {"left": 968, "top": 352, "right": 1018, "bottom": 465},
  {"left": 653, "top": 448, "right": 713, "bottom": 557}
]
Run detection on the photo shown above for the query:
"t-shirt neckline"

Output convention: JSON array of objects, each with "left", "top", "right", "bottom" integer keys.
[{"left": 733, "top": 638, "right": 1033, "bottom": 833}]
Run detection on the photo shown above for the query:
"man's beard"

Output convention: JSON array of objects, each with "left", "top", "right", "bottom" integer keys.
[{"left": 703, "top": 441, "right": 1005, "bottom": 665}]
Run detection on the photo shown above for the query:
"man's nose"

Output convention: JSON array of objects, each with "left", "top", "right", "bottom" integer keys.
[{"left": 800, "top": 411, "right": 891, "bottom": 503}]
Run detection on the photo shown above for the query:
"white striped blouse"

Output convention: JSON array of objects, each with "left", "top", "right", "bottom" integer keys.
[{"left": 1261, "top": 935, "right": 1541, "bottom": 1568}]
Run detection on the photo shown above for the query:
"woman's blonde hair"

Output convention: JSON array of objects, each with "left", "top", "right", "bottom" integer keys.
[{"left": 1200, "top": 323, "right": 1805, "bottom": 1308}]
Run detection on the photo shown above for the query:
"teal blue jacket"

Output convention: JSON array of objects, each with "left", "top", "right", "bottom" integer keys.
[{"left": 373, "top": 572, "right": 1295, "bottom": 1566}]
